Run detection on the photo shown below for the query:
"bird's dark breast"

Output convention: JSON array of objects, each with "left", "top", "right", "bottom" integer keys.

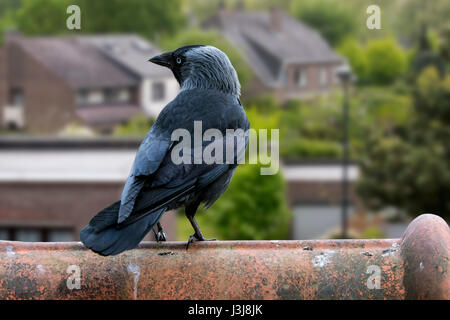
[
  {"left": 162, "top": 165, "right": 236, "bottom": 212},
  {"left": 198, "top": 166, "right": 236, "bottom": 208},
  {"left": 145, "top": 88, "right": 247, "bottom": 213}
]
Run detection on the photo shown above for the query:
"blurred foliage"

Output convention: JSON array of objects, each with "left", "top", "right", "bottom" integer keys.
[
  {"left": 244, "top": 94, "right": 280, "bottom": 115},
  {"left": 279, "top": 97, "right": 342, "bottom": 159},
  {"left": 241, "top": 84, "right": 415, "bottom": 162},
  {"left": 408, "top": 26, "right": 447, "bottom": 81},
  {"left": 11, "top": 0, "right": 186, "bottom": 40},
  {"left": 185, "top": 0, "right": 295, "bottom": 23},
  {"left": 114, "top": 114, "right": 154, "bottom": 137},
  {"left": 185, "top": 0, "right": 449, "bottom": 49},
  {"left": 58, "top": 122, "right": 95, "bottom": 137},
  {"left": 280, "top": 139, "right": 341, "bottom": 159},
  {"left": 365, "top": 38, "right": 408, "bottom": 85},
  {"left": 1, "top": 0, "right": 448, "bottom": 223},
  {"left": 392, "top": 0, "right": 450, "bottom": 46},
  {"left": 290, "top": 0, "right": 357, "bottom": 46},
  {"left": 338, "top": 37, "right": 409, "bottom": 85},
  {"left": 199, "top": 162, "right": 291, "bottom": 240},
  {"left": 358, "top": 67, "right": 450, "bottom": 218},
  {"left": 0, "top": 0, "right": 20, "bottom": 44},
  {"left": 440, "top": 25, "right": 450, "bottom": 63},
  {"left": 349, "top": 86, "right": 413, "bottom": 158},
  {"left": 76, "top": 0, "right": 186, "bottom": 40},
  {"left": 15, "top": 0, "right": 70, "bottom": 35},
  {"left": 243, "top": 94, "right": 343, "bottom": 159},
  {"left": 337, "top": 38, "right": 368, "bottom": 82},
  {"left": 245, "top": 107, "right": 279, "bottom": 135},
  {"left": 0, "top": 0, "right": 21, "bottom": 13},
  {"left": 351, "top": 87, "right": 413, "bottom": 136},
  {"left": 159, "top": 28, "right": 252, "bottom": 91},
  {"left": 176, "top": 210, "right": 217, "bottom": 241},
  {"left": 362, "top": 226, "right": 386, "bottom": 239}
]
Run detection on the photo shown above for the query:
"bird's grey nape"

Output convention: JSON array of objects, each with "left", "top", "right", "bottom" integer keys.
[{"left": 181, "top": 46, "right": 241, "bottom": 97}]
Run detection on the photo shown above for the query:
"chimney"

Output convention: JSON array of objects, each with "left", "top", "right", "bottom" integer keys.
[{"left": 269, "top": 8, "right": 282, "bottom": 31}]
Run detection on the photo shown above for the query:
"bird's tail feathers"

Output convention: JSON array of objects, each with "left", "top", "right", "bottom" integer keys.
[{"left": 80, "top": 203, "right": 165, "bottom": 256}]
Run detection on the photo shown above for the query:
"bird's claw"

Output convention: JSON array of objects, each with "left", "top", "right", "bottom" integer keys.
[
  {"left": 156, "top": 230, "right": 167, "bottom": 242},
  {"left": 186, "top": 234, "right": 216, "bottom": 250}
]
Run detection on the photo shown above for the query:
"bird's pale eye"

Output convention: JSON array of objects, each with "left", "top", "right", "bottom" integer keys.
[{"left": 176, "top": 57, "right": 182, "bottom": 64}]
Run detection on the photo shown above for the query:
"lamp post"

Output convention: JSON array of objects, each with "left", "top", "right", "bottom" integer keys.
[{"left": 336, "top": 64, "right": 353, "bottom": 239}]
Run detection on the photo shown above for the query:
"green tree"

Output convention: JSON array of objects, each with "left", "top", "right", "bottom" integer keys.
[
  {"left": 440, "top": 25, "right": 450, "bottom": 62},
  {"left": 77, "top": 0, "right": 185, "bottom": 40},
  {"left": 337, "top": 38, "right": 368, "bottom": 82},
  {"left": 204, "top": 162, "right": 291, "bottom": 240},
  {"left": 290, "top": 0, "right": 357, "bottom": 46},
  {"left": 243, "top": 95, "right": 344, "bottom": 160},
  {"left": 365, "top": 38, "right": 408, "bottom": 85},
  {"left": 160, "top": 28, "right": 252, "bottom": 91},
  {"left": 114, "top": 114, "right": 154, "bottom": 137},
  {"left": 0, "top": 0, "right": 21, "bottom": 14},
  {"left": 409, "top": 25, "right": 447, "bottom": 80},
  {"left": 15, "top": 0, "right": 70, "bottom": 35},
  {"left": 13, "top": 0, "right": 185, "bottom": 39},
  {"left": 358, "top": 67, "right": 450, "bottom": 218},
  {"left": 393, "top": 0, "right": 450, "bottom": 46},
  {"left": 244, "top": 94, "right": 280, "bottom": 114}
]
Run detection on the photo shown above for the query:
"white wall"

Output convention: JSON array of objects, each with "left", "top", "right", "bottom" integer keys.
[
  {"left": 0, "top": 150, "right": 135, "bottom": 182},
  {"left": 292, "top": 204, "right": 355, "bottom": 239},
  {"left": 140, "top": 77, "right": 179, "bottom": 117},
  {"left": 2, "top": 105, "right": 25, "bottom": 128},
  {"left": 282, "top": 164, "right": 360, "bottom": 182},
  {"left": 85, "top": 89, "right": 104, "bottom": 104}
]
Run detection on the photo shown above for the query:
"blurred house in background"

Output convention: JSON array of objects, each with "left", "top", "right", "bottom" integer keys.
[
  {"left": 283, "top": 161, "right": 360, "bottom": 239},
  {"left": 0, "top": 136, "right": 177, "bottom": 242},
  {"left": 204, "top": 7, "right": 344, "bottom": 101},
  {"left": 0, "top": 135, "right": 410, "bottom": 242},
  {"left": 0, "top": 0, "right": 428, "bottom": 243},
  {"left": 0, "top": 32, "right": 178, "bottom": 134},
  {"left": 0, "top": 136, "right": 376, "bottom": 242}
]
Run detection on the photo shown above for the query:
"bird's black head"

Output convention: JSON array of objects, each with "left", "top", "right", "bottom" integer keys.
[
  {"left": 149, "top": 45, "right": 240, "bottom": 97},
  {"left": 149, "top": 45, "right": 204, "bottom": 85}
]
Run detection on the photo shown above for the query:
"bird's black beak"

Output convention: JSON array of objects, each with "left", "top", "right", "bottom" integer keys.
[{"left": 149, "top": 52, "right": 172, "bottom": 68}]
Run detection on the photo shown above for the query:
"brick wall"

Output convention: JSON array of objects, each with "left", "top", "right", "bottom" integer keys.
[
  {"left": 242, "top": 62, "right": 341, "bottom": 103},
  {"left": 286, "top": 180, "right": 363, "bottom": 212},
  {"left": 0, "top": 182, "right": 177, "bottom": 241},
  {"left": 285, "top": 62, "right": 340, "bottom": 95}
]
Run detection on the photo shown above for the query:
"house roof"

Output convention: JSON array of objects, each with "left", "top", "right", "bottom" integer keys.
[
  {"left": 204, "top": 9, "right": 343, "bottom": 87},
  {"left": 10, "top": 34, "right": 170, "bottom": 89},
  {"left": 80, "top": 34, "right": 171, "bottom": 78}
]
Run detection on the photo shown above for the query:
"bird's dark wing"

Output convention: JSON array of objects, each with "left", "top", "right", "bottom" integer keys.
[
  {"left": 118, "top": 127, "right": 173, "bottom": 223},
  {"left": 117, "top": 132, "right": 247, "bottom": 229},
  {"left": 117, "top": 90, "right": 249, "bottom": 227}
]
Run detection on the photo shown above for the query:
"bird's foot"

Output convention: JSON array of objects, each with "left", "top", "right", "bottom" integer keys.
[
  {"left": 156, "top": 230, "right": 167, "bottom": 242},
  {"left": 186, "top": 234, "right": 216, "bottom": 250}
]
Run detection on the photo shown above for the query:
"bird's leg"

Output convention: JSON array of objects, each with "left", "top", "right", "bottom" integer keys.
[
  {"left": 153, "top": 222, "right": 167, "bottom": 242},
  {"left": 186, "top": 215, "right": 216, "bottom": 250}
]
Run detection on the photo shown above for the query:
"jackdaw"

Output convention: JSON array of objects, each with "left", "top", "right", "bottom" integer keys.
[{"left": 80, "top": 45, "right": 249, "bottom": 256}]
